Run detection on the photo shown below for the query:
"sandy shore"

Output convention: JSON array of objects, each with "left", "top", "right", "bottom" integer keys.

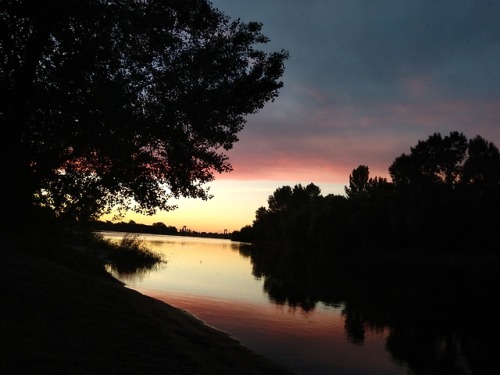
[{"left": 0, "top": 245, "right": 297, "bottom": 374}]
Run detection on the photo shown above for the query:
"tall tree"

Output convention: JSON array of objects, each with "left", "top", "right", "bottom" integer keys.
[
  {"left": 345, "top": 165, "right": 370, "bottom": 198},
  {"left": 267, "top": 186, "right": 293, "bottom": 213},
  {"left": 1, "top": 0, "right": 288, "bottom": 226},
  {"left": 389, "top": 132, "right": 468, "bottom": 188}
]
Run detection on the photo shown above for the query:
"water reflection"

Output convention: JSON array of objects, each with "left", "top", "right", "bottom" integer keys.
[
  {"left": 102, "top": 233, "right": 500, "bottom": 375},
  {"left": 106, "top": 261, "right": 166, "bottom": 283},
  {"left": 240, "top": 243, "right": 500, "bottom": 375}
]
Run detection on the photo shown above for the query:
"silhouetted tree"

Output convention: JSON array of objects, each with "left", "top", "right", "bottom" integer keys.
[
  {"left": 237, "top": 131, "right": 499, "bottom": 254},
  {"left": 462, "top": 135, "right": 500, "bottom": 189},
  {"left": 267, "top": 186, "right": 293, "bottom": 214},
  {"left": 307, "top": 194, "right": 351, "bottom": 250},
  {"left": 388, "top": 131, "right": 500, "bottom": 252},
  {"left": 231, "top": 225, "right": 254, "bottom": 242},
  {"left": 1, "top": 0, "right": 288, "bottom": 227},
  {"left": 389, "top": 132, "right": 468, "bottom": 188},
  {"left": 252, "top": 206, "right": 275, "bottom": 241},
  {"left": 258, "top": 183, "right": 322, "bottom": 243},
  {"left": 345, "top": 165, "right": 370, "bottom": 199}
]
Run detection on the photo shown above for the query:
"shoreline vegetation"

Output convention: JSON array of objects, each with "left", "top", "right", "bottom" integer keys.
[
  {"left": 231, "top": 132, "right": 500, "bottom": 257},
  {"left": 0, "top": 236, "right": 297, "bottom": 375},
  {"left": 76, "top": 231, "right": 166, "bottom": 277},
  {"left": 91, "top": 219, "right": 231, "bottom": 240}
]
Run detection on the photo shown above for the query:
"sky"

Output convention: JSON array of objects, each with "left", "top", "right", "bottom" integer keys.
[{"left": 102, "top": 0, "right": 500, "bottom": 233}]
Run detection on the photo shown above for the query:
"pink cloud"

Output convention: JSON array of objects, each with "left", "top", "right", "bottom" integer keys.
[
  {"left": 400, "top": 74, "right": 434, "bottom": 99},
  {"left": 217, "top": 96, "right": 500, "bottom": 185}
]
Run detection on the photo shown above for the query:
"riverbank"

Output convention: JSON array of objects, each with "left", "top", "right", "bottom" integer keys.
[{"left": 0, "top": 243, "right": 297, "bottom": 374}]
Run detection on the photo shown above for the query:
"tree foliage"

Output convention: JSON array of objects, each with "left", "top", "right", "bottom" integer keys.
[
  {"left": 344, "top": 165, "right": 369, "bottom": 198},
  {"left": 233, "top": 132, "right": 500, "bottom": 254},
  {"left": 462, "top": 135, "right": 500, "bottom": 189},
  {"left": 389, "top": 132, "right": 468, "bottom": 188},
  {"left": 1, "top": 0, "right": 288, "bottom": 225}
]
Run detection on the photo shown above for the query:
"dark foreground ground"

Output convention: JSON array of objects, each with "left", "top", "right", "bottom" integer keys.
[{"left": 0, "top": 241, "right": 297, "bottom": 375}]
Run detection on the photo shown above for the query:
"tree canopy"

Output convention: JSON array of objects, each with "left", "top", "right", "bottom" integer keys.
[
  {"left": 233, "top": 132, "right": 500, "bottom": 254},
  {"left": 1, "top": 0, "right": 288, "bottom": 226},
  {"left": 389, "top": 131, "right": 468, "bottom": 188}
]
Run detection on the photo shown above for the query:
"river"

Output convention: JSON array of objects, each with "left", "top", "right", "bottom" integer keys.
[{"left": 102, "top": 231, "right": 499, "bottom": 375}]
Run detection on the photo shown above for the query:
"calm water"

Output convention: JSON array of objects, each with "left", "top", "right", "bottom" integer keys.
[
  {"left": 102, "top": 232, "right": 500, "bottom": 375},
  {"left": 103, "top": 232, "right": 405, "bottom": 374}
]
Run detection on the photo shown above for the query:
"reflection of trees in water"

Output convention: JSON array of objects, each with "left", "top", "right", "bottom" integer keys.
[
  {"left": 239, "top": 243, "right": 500, "bottom": 375},
  {"left": 107, "top": 262, "right": 166, "bottom": 284},
  {"left": 148, "top": 240, "right": 168, "bottom": 247},
  {"left": 230, "top": 243, "right": 243, "bottom": 253}
]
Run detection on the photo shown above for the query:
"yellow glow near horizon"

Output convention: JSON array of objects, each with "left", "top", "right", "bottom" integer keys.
[{"left": 99, "top": 179, "right": 346, "bottom": 233}]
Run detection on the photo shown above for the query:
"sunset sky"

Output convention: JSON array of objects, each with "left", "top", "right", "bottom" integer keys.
[{"left": 103, "top": 0, "right": 500, "bottom": 233}]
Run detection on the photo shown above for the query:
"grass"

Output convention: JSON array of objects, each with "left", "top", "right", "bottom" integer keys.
[
  {"left": 70, "top": 231, "right": 166, "bottom": 277},
  {"left": 104, "top": 233, "right": 165, "bottom": 276},
  {"left": 9, "top": 228, "right": 165, "bottom": 280}
]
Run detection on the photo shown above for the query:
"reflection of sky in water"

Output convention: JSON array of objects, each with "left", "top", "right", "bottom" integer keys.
[
  {"left": 130, "top": 234, "right": 266, "bottom": 304},
  {"left": 102, "top": 232, "right": 407, "bottom": 375}
]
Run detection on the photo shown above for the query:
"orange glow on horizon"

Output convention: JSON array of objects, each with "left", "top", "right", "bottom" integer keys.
[{"left": 99, "top": 179, "right": 347, "bottom": 233}]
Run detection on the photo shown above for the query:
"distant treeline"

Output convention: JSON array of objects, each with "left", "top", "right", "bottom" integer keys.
[
  {"left": 231, "top": 131, "right": 500, "bottom": 254},
  {"left": 91, "top": 220, "right": 230, "bottom": 239}
]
